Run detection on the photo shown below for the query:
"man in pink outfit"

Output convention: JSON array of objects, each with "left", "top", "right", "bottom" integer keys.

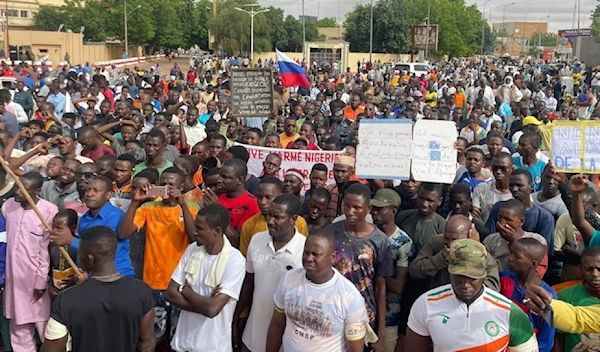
[{"left": 2, "top": 172, "right": 57, "bottom": 352}]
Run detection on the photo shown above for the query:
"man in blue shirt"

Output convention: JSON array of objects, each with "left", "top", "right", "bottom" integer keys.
[
  {"left": 50, "top": 175, "right": 134, "bottom": 277},
  {"left": 486, "top": 169, "right": 555, "bottom": 255},
  {"left": 46, "top": 80, "right": 66, "bottom": 118}
]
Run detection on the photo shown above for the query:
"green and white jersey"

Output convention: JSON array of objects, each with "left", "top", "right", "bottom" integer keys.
[{"left": 408, "top": 284, "right": 538, "bottom": 351}]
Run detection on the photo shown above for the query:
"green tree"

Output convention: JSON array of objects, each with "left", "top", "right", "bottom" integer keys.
[
  {"left": 147, "top": 0, "right": 185, "bottom": 51},
  {"left": 177, "top": 0, "right": 210, "bottom": 50},
  {"left": 208, "top": 0, "right": 270, "bottom": 55},
  {"left": 529, "top": 32, "right": 558, "bottom": 47},
  {"left": 316, "top": 17, "right": 338, "bottom": 27},
  {"left": 264, "top": 7, "right": 289, "bottom": 51},
  {"left": 343, "top": 5, "right": 371, "bottom": 52},
  {"left": 32, "top": 6, "right": 64, "bottom": 32}
]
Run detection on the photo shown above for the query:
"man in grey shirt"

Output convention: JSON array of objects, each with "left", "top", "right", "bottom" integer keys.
[
  {"left": 532, "top": 166, "right": 568, "bottom": 221},
  {"left": 0, "top": 103, "right": 18, "bottom": 136}
]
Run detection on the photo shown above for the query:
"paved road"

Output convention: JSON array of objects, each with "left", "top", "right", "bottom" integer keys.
[{"left": 123, "top": 55, "right": 191, "bottom": 72}]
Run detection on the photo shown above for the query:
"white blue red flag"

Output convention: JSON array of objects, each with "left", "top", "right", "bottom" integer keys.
[{"left": 276, "top": 49, "right": 310, "bottom": 88}]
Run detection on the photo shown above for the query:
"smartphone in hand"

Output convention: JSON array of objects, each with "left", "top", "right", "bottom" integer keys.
[{"left": 147, "top": 186, "right": 168, "bottom": 198}]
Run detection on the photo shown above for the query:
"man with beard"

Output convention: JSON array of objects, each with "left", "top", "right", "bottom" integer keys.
[
  {"left": 183, "top": 106, "right": 207, "bottom": 147},
  {"left": 50, "top": 175, "right": 134, "bottom": 277},
  {"left": 239, "top": 177, "right": 308, "bottom": 257},
  {"left": 406, "top": 239, "right": 537, "bottom": 352},
  {"left": 370, "top": 188, "right": 414, "bottom": 352},
  {"left": 236, "top": 194, "right": 306, "bottom": 352},
  {"left": 41, "top": 159, "right": 81, "bottom": 209},
  {"left": 326, "top": 156, "right": 354, "bottom": 222}
]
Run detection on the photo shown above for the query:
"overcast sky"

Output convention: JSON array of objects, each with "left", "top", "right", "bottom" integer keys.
[{"left": 259, "top": 0, "right": 595, "bottom": 33}]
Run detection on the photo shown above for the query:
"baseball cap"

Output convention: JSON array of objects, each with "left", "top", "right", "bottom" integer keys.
[
  {"left": 522, "top": 116, "right": 543, "bottom": 126},
  {"left": 370, "top": 189, "right": 401, "bottom": 208},
  {"left": 413, "top": 90, "right": 423, "bottom": 97},
  {"left": 447, "top": 239, "right": 488, "bottom": 279}
]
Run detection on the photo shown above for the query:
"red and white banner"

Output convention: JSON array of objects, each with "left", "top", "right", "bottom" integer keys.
[{"left": 245, "top": 144, "right": 343, "bottom": 191}]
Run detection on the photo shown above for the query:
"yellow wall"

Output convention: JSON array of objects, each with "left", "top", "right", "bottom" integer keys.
[
  {"left": 0, "top": 29, "right": 140, "bottom": 64},
  {"left": 4, "top": 0, "right": 66, "bottom": 29},
  {"left": 255, "top": 51, "right": 415, "bottom": 67}
]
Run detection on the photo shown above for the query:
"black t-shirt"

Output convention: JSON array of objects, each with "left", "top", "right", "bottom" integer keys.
[
  {"left": 245, "top": 175, "right": 261, "bottom": 196},
  {"left": 51, "top": 277, "right": 153, "bottom": 352}
]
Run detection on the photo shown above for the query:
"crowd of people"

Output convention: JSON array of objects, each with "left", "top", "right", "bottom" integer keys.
[{"left": 0, "top": 55, "right": 597, "bottom": 352}]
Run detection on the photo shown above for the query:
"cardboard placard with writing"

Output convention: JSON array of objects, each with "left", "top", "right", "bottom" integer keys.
[
  {"left": 230, "top": 68, "right": 274, "bottom": 117},
  {"left": 356, "top": 119, "right": 412, "bottom": 180},
  {"left": 549, "top": 120, "right": 600, "bottom": 173},
  {"left": 411, "top": 120, "right": 457, "bottom": 184}
]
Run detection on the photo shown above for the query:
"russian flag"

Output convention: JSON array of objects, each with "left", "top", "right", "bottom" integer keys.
[{"left": 276, "top": 49, "right": 310, "bottom": 88}]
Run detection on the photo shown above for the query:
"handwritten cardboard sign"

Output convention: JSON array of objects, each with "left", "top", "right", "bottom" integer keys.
[
  {"left": 549, "top": 121, "right": 600, "bottom": 173},
  {"left": 230, "top": 68, "right": 273, "bottom": 117},
  {"left": 356, "top": 119, "right": 412, "bottom": 180},
  {"left": 411, "top": 120, "right": 457, "bottom": 183}
]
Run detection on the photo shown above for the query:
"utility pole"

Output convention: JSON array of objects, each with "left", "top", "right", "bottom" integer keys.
[
  {"left": 235, "top": 5, "right": 270, "bottom": 64},
  {"left": 481, "top": 0, "right": 493, "bottom": 56},
  {"left": 425, "top": 0, "right": 431, "bottom": 60}
]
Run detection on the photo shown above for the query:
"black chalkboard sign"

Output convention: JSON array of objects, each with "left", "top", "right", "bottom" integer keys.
[{"left": 231, "top": 68, "right": 273, "bottom": 117}]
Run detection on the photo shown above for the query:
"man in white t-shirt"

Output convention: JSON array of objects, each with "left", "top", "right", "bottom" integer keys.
[
  {"left": 236, "top": 194, "right": 306, "bottom": 352},
  {"left": 166, "top": 204, "right": 245, "bottom": 352},
  {"left": 266, "top": 229, "right": 371, "bottom": 352}
]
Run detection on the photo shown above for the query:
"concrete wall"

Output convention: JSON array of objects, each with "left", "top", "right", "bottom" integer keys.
[
  {"left": 0, "top": 30, "right": 141, "bottom": 64},
  {"left": 573, "top": 37, "right": 600, "bottom": 68},
  {"left": 255, "top": 52, "right": 413, "bottom": 66}
]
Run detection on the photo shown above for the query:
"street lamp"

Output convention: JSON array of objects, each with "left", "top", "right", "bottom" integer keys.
[
  {"left": 521, "top": 10, "right": 533, "bottom": 56},
  {"left": 369, "top": 0, "right": 374, "bottom": 63},
  {"left": 424, "top": 0, "right": 431, "bottom": 61},
  {"left": 124, "top": 0, "right": 141, "bottom": 59},
  {"left": 235, "top": 5, "right": 270, "bottom": 64},
  {"left": 501, "top": 2, "right": 516, "bottom": 54},
  {"left": 481, "top": 0, "right": 493, "bottom": 56},
  {"left": 538, "top": 15, "right": 550, "bottom": 48}
]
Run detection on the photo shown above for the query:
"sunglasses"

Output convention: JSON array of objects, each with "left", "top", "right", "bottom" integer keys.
[
  {"left": 75, "top": 171, "right": 99, "bottom": 179},
  {"left": 491, "top": 165, "right": 509, "bottom": 172}
]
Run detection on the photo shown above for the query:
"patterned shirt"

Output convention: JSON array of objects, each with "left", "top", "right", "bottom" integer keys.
[{"left": 385, "top": 227, "right": 414, "bottom": 327}]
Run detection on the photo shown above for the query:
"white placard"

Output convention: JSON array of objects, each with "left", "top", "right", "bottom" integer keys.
[
  {"left": 356, "top": 119, "right": 412, "bottom": 180},
  {"left": 411, "top": 120, "right": 457, "bottom": 184}
]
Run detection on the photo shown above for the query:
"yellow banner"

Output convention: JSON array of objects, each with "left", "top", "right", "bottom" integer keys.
[{"left": 545, "top": 120, "right": 600, "bottom": 173}]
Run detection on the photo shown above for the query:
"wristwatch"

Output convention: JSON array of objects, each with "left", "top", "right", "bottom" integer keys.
[{"left": 178, "top": 284, "right": 186, "bottom": 293}]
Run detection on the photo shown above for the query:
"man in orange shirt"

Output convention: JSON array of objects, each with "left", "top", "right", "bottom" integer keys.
[
  {"left": 279, "top": 117, "right": 299, "bottom": 148},
  {"left": 119, "top": 166, "right": 199, "bottom": 345},
  {"left": 342, "top": 94, "right": 365, "bottom": 121},
  {"left": 454, "top": 82, "right": 467, "bottom": 109}
]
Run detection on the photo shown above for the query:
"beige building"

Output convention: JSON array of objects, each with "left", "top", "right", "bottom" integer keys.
[
  {"left": 318, "top": 27, "right": 345, "bottom": 43},
  {"left": 493, "top": 21, "right": 548, "bottom": 57},
  {"left": 2, "top": 0, "right": 65, "bottom": 29},
  {"left": 0, "top": 29, "right": 138, "bottom": 64}
]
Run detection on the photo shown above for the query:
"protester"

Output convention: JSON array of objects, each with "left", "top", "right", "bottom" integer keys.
[
  {"left": 41, "top": 226, "right": 155, "bottom": 352},
  {"left": 266, "top": 229, "right": 371, "bottom": 352},
  {"left": 406, "top": 239, "right": 538, "bottom": 351},
  {"left": 166, "top": 204, "right": 245, "bottom": 352}
]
